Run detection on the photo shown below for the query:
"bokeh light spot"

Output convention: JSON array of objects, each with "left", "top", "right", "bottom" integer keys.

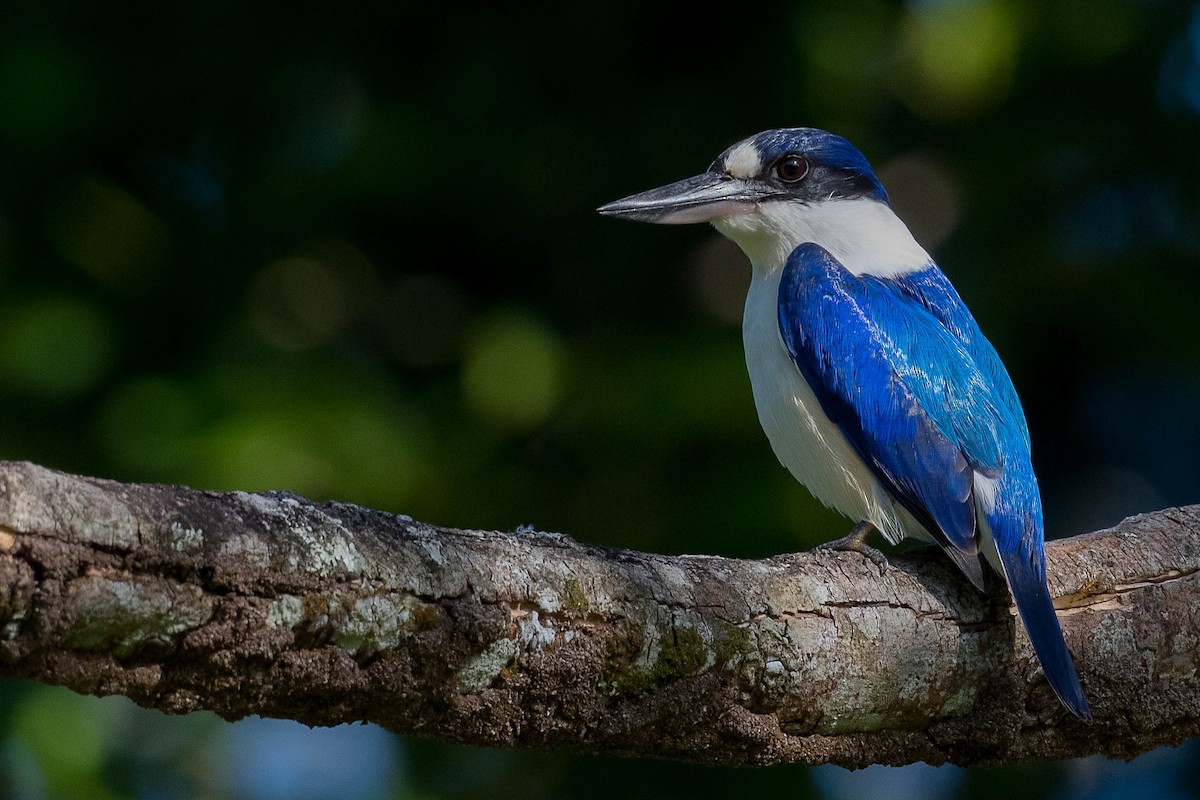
[
  {"left": 215, "top": 718, "right": 401, "bottom": 800},
  {"left": 895, "top": 0, "right": 1021, "bottom": 120},
  {"left": 98, "top": 365, "right": 428, "bottom": 510},
  {"left": 798, "top": 0, "right": 895, "bottom": 125},
  {"left": 48, "top": 176, "right": 170, "bottom": 290},
  {"left": 97, "top": 376, "right": 205, "bottom": 474},
  {"left": 250, "top": 257, "right": 348, "bottom": 351},
  {"left": 0, "top": 296, "right": 115, "bottom": 396},
  {"left": 1158, "top": 6, "right": 1200, "bottom": 118},
  {"left": 249, "top": 239, "right": 378, "bottom": 351},
  {"left": 462, "top": 311, "right": 564, "bottom": 432},
  {"left": 10, "top": 687, "right": 120, "bottom": 800},
  {"left": 802, "top": 0, "right": 893, "bottom": 81},
  {"left": 877, "top": 152, "right": 962, "bottom": 251}
]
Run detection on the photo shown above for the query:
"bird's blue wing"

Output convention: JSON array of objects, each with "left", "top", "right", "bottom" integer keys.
[
  {"left": 776, "top": 243, "right": 1019, "bottom": 571},
  {"left": 888, "top": 265, "right": 1032, "bottom": 454},
  {"left": 777, "top": 243, "right": 1091, "bottom": 720}
]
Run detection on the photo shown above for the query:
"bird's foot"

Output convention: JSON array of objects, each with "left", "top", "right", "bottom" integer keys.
[{"left": 816, "top": 521, "right": 889, "bottom": 573}]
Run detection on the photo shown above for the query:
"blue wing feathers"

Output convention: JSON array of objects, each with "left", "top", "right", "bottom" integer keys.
[
  {"left": 778, "top": 243, "right": 1088, "bottom": 719},
  {"left": 777, "top": 243, "right": 995, "bottom": 555},
  {"left": 893, "top": 268, "right": 1032, "bottom": 453}
]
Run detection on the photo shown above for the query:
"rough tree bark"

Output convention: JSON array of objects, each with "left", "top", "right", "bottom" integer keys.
[{"left": 0, "top": 460, "right": 1194, "bottom": 768}]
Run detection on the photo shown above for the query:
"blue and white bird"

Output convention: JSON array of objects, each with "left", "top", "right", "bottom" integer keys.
[{"left": 598, "top": 128, "right": 1091, "bottom": 720}]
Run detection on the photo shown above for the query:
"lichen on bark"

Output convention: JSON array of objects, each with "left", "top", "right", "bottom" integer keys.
[{"left": 0, "top": 460, "right": 1194, "bottom": 768}]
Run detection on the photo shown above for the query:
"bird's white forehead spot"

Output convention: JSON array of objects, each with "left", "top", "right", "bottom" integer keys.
[{"left": 723, "top": 141, "right": 762, "bottom": 179}]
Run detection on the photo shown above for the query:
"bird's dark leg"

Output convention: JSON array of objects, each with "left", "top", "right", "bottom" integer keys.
[{"left": 816, "top": 520, "right": 889, "bottom": 570}]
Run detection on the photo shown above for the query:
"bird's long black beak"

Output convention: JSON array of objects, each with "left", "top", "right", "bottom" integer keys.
[{"left": 597, "top": 172, "right": 764, "bottom": 224}]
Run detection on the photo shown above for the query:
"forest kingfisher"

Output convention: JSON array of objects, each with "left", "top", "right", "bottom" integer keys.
[{"left": 597, "top": 128, "right": 1091, "bottom": 720}]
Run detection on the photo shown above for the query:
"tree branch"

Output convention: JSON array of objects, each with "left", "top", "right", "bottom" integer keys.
[{"left": 0, "top": 460, "right": 1195, "bottom": 767}]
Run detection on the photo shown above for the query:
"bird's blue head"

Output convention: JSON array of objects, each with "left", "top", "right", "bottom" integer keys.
[{"left": 597, "top": 128, "right": 889, "bottom": 226}]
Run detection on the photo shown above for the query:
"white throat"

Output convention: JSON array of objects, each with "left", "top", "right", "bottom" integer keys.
[{"left": 713, "top": 198, "right": 931, "bottom": 278}]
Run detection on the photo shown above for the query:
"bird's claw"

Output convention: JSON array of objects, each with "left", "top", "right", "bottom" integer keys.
[{"left": 816, "top": 521, "right": 889, "bottom": 574}]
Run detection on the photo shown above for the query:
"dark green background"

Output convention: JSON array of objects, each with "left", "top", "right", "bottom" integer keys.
[{"left": 0, "top": 0, "right": 1197, "bottom": 797}]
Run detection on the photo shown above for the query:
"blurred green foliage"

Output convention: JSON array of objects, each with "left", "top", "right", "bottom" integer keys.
[{"left": 0, "top": 0, "right": 1198, "bottom": 797}]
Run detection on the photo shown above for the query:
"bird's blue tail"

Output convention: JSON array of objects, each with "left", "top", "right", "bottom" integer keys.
[{"left": 997, "top": 547, "right": 1092, "bottom": 720}]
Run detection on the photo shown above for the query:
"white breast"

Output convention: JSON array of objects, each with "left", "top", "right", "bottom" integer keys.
[
  {"left": 736, "top": 205, "right": 949, "bottom": 545},
  {"left": 742, "top": 271, "right": 909, "bottom": 543},
  {"left": 720, "top": 196, "right": 943, "bottom": 544}
]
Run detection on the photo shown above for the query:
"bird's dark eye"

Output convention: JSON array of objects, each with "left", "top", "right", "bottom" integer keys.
[{"left": 775, "top": 155, "right": 809, "bottom": 183}]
